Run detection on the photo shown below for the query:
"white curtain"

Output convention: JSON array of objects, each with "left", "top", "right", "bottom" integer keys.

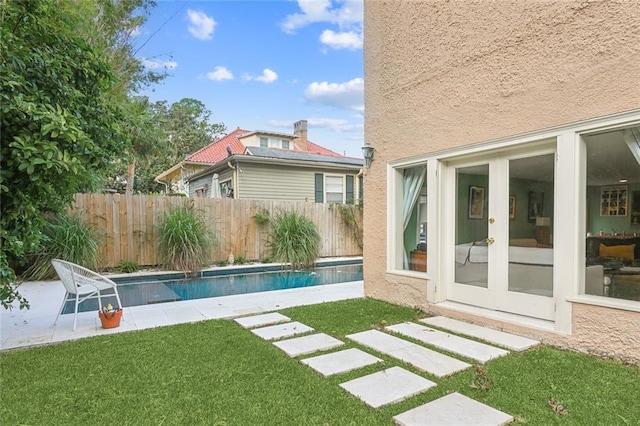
[{"left": 402, "top": 166, "right": 427, "bottom": 267}]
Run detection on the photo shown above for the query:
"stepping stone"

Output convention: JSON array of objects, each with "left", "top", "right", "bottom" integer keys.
[
  {"left": 273, "top": 333, "right": 344, "bottom": 357},
  {"left": 301, "top": 348, "right": 383, "bottom": 376},
  {"left": 251, "top": 321, "right": 313, "bottom": 340},
  {"left": 386, "top": 322, "right": 509, "bottom": 363},
  {"left": 234, "top": 312, "right": 290, "bottom": 329},
  {"left": 340, "top": 366, "right": 436, "bottom": 408},
  {"left": 347, "top": 330, "right": 470, "bottom": 378},
  {"left": 420, "top": 317, "right": 540, "bottom": 351},
  {"left": 393, "top": 392, "right": 513, "bottom": 425}
]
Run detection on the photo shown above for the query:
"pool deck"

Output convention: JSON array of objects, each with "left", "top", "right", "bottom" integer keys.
[{"left": 1, "top": 265, "right": 364, "bottom": 351}]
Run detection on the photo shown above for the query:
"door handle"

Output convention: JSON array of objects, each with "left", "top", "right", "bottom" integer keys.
[
  {"left": 488, "top": 217, "right": 495, "bottom": 224},
  {"left": 486, "top": 237, "right": 495, "bottom": 245}
]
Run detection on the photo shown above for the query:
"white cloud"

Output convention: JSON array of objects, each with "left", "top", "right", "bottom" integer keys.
[
  {"left": 267, "top": 117, "right": 360, "bottom": 132},
  {"left": 255, "top": 69, "right": 278, "bottom": 83},
  {"left": 206, "top": 66, "right": 233, "bottom": 81},
  {"left": 280, "top": 0, "right": 363, "bottom": 34},
  {"left": 319, "top": 30, "right": 362, "bottom": 50},
  {"left": 308, "top": 117, "right": 362, "bottom": 132},
  {"left": 187, "top": 10, "right": 216, "bottom": 40},
  {"left": 304, "top": 78, "right": 364, "bottom": 111},
  {"left": 243, "top": 69, "right": 278, "bottom": 83},
  {"left": 130, "top": 26, "right": 141, "bottom": 37},
  {"left": 142, "top": 58, "right": 178, "bottom": 70}
]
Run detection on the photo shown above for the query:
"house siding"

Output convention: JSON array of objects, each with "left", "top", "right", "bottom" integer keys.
[
  {"left": 364, "top": 1, "right": 640, "bottom": 363},
  {"left": 188, "top": 174, "right": 211, "bottom": 198},
  {"left": 236, "top": 162, "right": 358, "bottom": 202},
  {"left": 189, "top": 169, "right": 234, "bottom": 198}
]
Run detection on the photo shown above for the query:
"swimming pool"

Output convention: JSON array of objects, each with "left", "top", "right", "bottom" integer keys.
[{"left": 63, "top": 262, "right": 363, "bottom": 314}]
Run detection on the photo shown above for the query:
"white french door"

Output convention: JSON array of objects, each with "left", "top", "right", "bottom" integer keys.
[{"left": 446, "top": 145, "right": 556, "bottom": 320}]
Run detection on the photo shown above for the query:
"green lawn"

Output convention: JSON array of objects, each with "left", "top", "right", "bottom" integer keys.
[{"left": 1, "top": 298, "right": 638, "bottom": 425}]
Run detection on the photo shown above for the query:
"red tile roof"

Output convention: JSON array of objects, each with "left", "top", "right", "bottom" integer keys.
[
  {"left": 186, "top": 126, "right": 349, "bottom": 164},
  {"left": 186, "top": 127, "right": 248, "bottom": 163},
  {"left": 304, "top": 140, "right": 343, "bottom": 157}
]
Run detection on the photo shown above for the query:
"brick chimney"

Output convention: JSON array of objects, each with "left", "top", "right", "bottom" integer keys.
[{"left": 293, "top": 119, "right": 308, "bottom": 152}]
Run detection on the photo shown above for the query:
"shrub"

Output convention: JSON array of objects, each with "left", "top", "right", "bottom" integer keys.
[
  {"left": 115, "top": 260, "right": 140, "bottom": 274},
  {"left": 158, "top": 203, "right": 218, "bottom": 273},
  {"left": 266, "top": 210, "right": 320, "bottom": 269},
  {"left": 22, "top": 212, "right": 101, "bottom": 280},
  {"left": 253, "top": 209, "right": 270, "bottom": 225}
]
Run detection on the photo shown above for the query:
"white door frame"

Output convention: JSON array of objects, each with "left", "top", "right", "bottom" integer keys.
[
  {"left": 401, "top": 109, "right": 640, "bottom": 333},
  {"left": 442, "top": 144, "right": 557, "bottom": 320}
]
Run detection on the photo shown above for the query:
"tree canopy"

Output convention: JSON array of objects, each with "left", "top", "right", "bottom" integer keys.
[
  {"left": 0, "top": 0, "right": 160, "bottom": 308},
  {"left": 106, "top": 98, "right": 227, "bottom": 194}
]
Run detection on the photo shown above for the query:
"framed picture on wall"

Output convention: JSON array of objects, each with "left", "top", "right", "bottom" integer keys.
[
  {"left": 600, "top": 185, "right": 627, "bottom": 216},
  {"left": 509, "top": 195, "right": 517, "bottom": 220},
  {"left": 528, "top": 191, "right": 544, "bottom": 222},
  {"left": 468, "top": 186, "right": 485, "bottom": 219}
]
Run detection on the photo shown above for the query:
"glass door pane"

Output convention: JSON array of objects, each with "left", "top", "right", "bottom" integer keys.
[
  {"left": 507, "top": 154, "right": 555, "bottom": 296},
  {"left": 455, "top": 164, "right": 489, "bottom": 287}
]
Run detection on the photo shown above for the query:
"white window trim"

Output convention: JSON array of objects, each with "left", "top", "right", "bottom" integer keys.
[{"left": 385, "top": 108, "right": 640, "bottom": 335}]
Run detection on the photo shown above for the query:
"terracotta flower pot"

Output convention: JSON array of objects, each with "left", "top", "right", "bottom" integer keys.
[{"left": 98, "top": 309, "right": 123, "bottom": 329}]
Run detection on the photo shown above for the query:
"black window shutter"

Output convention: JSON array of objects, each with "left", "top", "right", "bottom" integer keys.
[
  {"left": 346, "top": 175, "right": 354, "bottom": 203},
  {"left": 315, "top": 173, "right": 324, "bottom": 203}
]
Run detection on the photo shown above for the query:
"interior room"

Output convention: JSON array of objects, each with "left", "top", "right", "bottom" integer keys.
[{"left": 584, "top": 126, "right": 640, "bottom": 301}]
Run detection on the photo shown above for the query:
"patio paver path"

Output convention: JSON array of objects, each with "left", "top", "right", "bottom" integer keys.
[
  {"left": 420, "top": 316, "right": 540, "bottom": 351},
  {"left": 301, "top": 348, "right": 383, "bottom": 376},
  {"left": 250, "top": 321, "right": 314, "bottom": 340},
  {"left": 386, "top": 321, "right": 509, "bottom": 363},
  {"left": 273, "top": 333, "right": 344, "bottom": 357},
  {"left": 234, "top": 312, "right": 291, "bottom": 328},
  {"left": 346, "top": 329, "right": 471, "bottom": 377},
  {"left": 393, "top": 392, "right": 513, "bottom": 425},
  {"left": 339, "top": 366, "right": 436, "bottom": 408},
  {"left": 234, "top": 312, "right": 532, "bottom": 425}
]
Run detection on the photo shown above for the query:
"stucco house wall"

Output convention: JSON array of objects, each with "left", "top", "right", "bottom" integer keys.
[{"left": 363, "top": 1, "right": 640, "bottom": 363}]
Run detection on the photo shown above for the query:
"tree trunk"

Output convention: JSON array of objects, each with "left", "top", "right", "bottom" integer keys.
[{"left": 126, "top": 161, "right": 135, "bottom": 195}]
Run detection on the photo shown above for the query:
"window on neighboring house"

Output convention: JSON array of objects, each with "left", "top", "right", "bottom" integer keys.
[
  {"left": 326, "top": 175, "right": 344, "bottom": 203},
  {"left": 314, "top": 174, "right": 355, "bottom": 204},
  {"left": 221, "top": 180, "right": 234, "bottom": 198},
  {"left": 260, "top": 137, "right": 268, "bottom": 147},
  {"left": 393, "top": 164, "right": 428, "bottom": 272},
  {"left": 269, "top": 138, "right": 278, "bottom": 148},
  {"left": 282, "top": 140, "right": 290, "bottom": 149},
  {"left": 195, "top": 188, "right": 205, "bottom": 198}
]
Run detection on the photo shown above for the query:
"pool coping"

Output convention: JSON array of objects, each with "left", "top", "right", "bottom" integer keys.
[{"left": 109, "top": 256, "right": 363, "bottom": 284}]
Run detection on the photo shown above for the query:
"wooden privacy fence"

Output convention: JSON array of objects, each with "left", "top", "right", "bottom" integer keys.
[{"left": 70, "top": 193, "right": 363, "bottom": 268}]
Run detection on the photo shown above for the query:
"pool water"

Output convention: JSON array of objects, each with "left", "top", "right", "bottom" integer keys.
[{"left": 63, "top": 263, "right": 363, "bottom": 314}]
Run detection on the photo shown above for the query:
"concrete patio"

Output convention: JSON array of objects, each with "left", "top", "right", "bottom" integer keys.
[{"left": 0, "top": 278, "right": 364, "bottom": 351}]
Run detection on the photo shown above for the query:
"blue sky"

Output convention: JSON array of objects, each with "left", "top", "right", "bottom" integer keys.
[{"left": 135, "top": 0, "right": 364, "bottom": 158}]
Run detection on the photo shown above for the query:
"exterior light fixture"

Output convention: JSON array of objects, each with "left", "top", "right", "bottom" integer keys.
[{"left": 362, "top": 142, "right": 375, "bottom": 169}]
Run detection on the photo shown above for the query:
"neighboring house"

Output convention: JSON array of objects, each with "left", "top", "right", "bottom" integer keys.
[
  {"left": 364, "top": 1, "right": 640, "bottom": 363},
  {"left": 183, "top": 120, "right": 363, "bottom": 203},
  {"left": 154, "top": 127, "right": 249, "bottom": 194}
]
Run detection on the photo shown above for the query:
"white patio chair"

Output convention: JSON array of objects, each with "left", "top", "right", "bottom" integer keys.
[{"left": 51, "top": 259, "right": 124, "bottom": 331}]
